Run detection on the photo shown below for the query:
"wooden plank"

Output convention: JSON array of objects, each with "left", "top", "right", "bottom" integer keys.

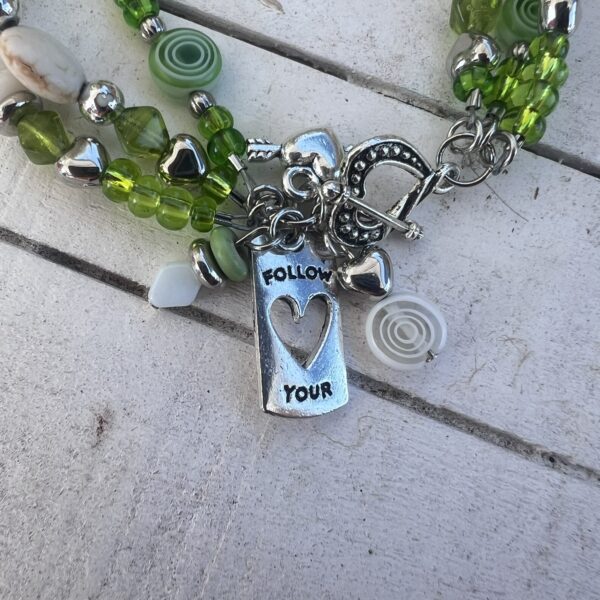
[
  {"left": 165, "top": 0, "right": 600, "bottom": 173},
  {"left": 1, "top": 244, "right": 599, "bottom": 600},
  {"left": 1, "top": 3, "right": 599, "bottom": 467}
]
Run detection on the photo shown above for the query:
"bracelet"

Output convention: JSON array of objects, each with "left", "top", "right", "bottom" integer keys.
[{"left": 0, "top": 0, "right": 581, "bottom": 417}]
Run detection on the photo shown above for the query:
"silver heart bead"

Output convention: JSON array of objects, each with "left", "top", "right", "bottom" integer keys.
[
  {"left": 55, "top": 137, "right": 109, "bottom": 187},
  {"left": 338, "top": 247, "right": 393, "bottom": 300},
  {"left": 281, "top": 128, "right": 343, "bottom": 181},
  {"left": 157, "top": 133, "right": 209, "bottom": 186}
]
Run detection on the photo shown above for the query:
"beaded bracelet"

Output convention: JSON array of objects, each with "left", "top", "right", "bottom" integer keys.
[{"left": 0, "top": 0, "right": 581, "bottom": 417}]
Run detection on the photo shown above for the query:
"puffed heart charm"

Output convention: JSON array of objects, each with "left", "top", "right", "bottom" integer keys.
[
  {"left": 337, "top": 248, "right": 394, "bottom": 300},
  {"left": 281, "top": 129, "right": 343, "bottom": 180},
  {"left": 55, "top": 137, "right": 110, "bottom": 188},
  {"left": 0, "top": 26, "right": 86, "bottom": 104},
  {"left": 157, "top": 134, "right": 210, "bottom": 186}
]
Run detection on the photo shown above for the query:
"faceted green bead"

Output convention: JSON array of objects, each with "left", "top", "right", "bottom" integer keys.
[
  {"left": 207, "top": 128, "right": 246, "bottom": 165},
  {"left": 156, "top": 186, "right": 193, "bottom": 230},
  {"left": 17, "top": 111, "right": 72, "bottom": 166},
  {"left": 201, "top": 165, "right": 238, "bottom": 204},
  {"left": 520, "top": 55, "right": 569, "bottom": 89},
  {"left": 529, "top": 32, "right": 569, "bottom": 60},
  {"left": 210, "top": 226, "right": 249, "bottom": 282},
  {"left": 197, "top": 106, "right": 234, "bottom": 139},
  {"left": 190, "top": 197, "right": 217, "bottom": 233},
  {"left": 453, "top": 66, "right": 494, "bottom": 102},
  {"left": 449, "top": 0, "right": 502, "bottom": 34},
  {"left": 509, "top": 80, "right": 559, "bottom": 116},
  {"left": 129, "top": 175, "right": 162, "bottom": 217},
  {"left": 114, "top": 106, "right": 170, "bottom": 159},
  {"left": 500, "top": 107, "right": 546, "bottom": 145},
  {"left": 496, "top": 0, "right": 540, "bottom": 49},
  {"left": 114, "top": 0, "right": 159, "bottom": 28},
  {"left": 102, "top": 158, "right": 142, "bottom": 203}
]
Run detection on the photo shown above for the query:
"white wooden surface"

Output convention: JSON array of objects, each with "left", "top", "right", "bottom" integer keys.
[{"left": 0, "top": 1, "right": 599, "bottom": 598}]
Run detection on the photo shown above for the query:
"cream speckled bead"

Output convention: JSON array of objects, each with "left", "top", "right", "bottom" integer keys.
[{"left": 0, "top": 26, "right": 85, "bottom": 104}]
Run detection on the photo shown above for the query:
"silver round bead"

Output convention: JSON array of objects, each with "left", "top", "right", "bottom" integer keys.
[
  {"left": 540, "top": 0, "right": 581, "bottom": 35},
  {"left": 78, "top": 81, "right": 125, "bottom": 126},
  {"left": 139, "top": 15, "right": 166, "bottom": 43},
  {"left": 0, "top": 91, "right": 42, "bottom": 137},
  {"left": 447, "top": 33, "right": 500, "bottom": 80},
  {"left": 511, "top": 41, "right": 530, "bottom": 62},
  {"left": 55, "top": 137, "right": 110, "bottom": 188},
  {"left": 0, "top": 0, "right": 19, "bottom": 32},
  {"left": 189, "top": 90, "right": 216, "bottom": 118},
  {"left": 189, "top": 239, "right": 225, "bottom": 289}
]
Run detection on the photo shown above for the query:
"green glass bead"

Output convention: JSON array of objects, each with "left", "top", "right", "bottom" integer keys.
[
  {"left": 509, "top": 80, "right": 559, "bottom": 116},
  {"left": 114, "top": 106, "right": 169, "bottom": 159},
  {"left": 483, "top": 58, "right": 525, "bottom": 106},
  {"left": 529, "top": 32, "right": 569, "bottom": 59},
  {"left": 156, "top": 186, "right": 193, "bottom": 230},
  {"left": 500, "top": 107, "right": 546, "bottom": 145},
  {"left": 207, "top": 128, "right": 246, "bottom": 166},
  {"left": 149, "top": 28, "right": 222, "bottom": 98},
  {"left": 190, "top": 197, "right": 217, "bottom": 233},
  {"left": 453, "top": 66, "right": 494, "bottom": 102},
  {"left": 520, "top": 55, "right": 569, "bottom": 88},
  {"left": 197, "top": 106, "right": 234, "bottom": 139},
  {"left": 102, "top": 158, "right": 142, "bottom": 203},
  {"left": 496, "top": 0, "right": 540, "bottom": 49},
  {"left": 210, "top": 226, "right": 249, "bottom": 283},
  {"left": 201, "top": 165, "right": 238, "bottom": 204},
  {"left": 114, "top": 0, "right": 159, "bottom": 28},
  {"left": 449, "top": 0, "right": 502, "bottom": 34},
  {"left": 129, "top": 175, "right": 162, "bottom": 217},
  {"left": 17, "top": 111, "right": 72, "bottom": 165}
]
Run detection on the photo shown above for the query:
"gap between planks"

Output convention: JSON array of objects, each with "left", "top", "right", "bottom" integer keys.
[
  {"left": 161, "top": 0, "right": 600, "bottom": 180},
  {"left": 2, "top": 225, "right": 599, "bottom": 487}
]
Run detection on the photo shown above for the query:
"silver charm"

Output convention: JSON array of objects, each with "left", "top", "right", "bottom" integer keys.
[
  {"left": 157, "top": 133, "right": 209, "bottom": 185},
  {"left": 251, "top": 241, "right": 348, "bottom": 417},
  {"left": 55, "top": 137, "right": 109, "bottom": 187},
  {"left": 338, "top": 247, "right": 393, "bottom": 300}
]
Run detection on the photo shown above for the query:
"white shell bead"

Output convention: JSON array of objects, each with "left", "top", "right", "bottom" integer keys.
[{"left": 0, "top": 26, "right": 85, "bottom": 104}]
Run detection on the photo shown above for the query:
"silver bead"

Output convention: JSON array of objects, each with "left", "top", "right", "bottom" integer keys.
[
  {"left": 0, "top": 91, "right": 42, "bottom": 137},
  {"left": 511, "top": 41, "right": 530, "bottom": 62},
  {"left": 540, "top": 0, "right": 581, "bottom": 35},
  {"left": 139, "top": 15, "right": 166, "bottom": 43},
  {"left": 0, "top": 0, "right": 19, "bottom": 31},
  {"left": 189, "top": 239, "right": 225, "bottom": 289},
  {"left": 78, "top": 81, "right": 125, "bottom": 126},
  {"left": 447, "top": 33, "right": 501, "bottom": 80},
  {"left": 189, "top": 90, "right": 216, "bottom": 118},
  {"left": 55, "top": 137, "right": 109, "bottom": 188},
  {"left": 158, "top": 134, "right": 210, "bottom": 185}
]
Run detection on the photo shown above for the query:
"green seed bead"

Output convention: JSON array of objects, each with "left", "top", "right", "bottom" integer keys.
[
  {"left": 210, "top": 226, "right": 249, "bottom": 283},
  {"left": 149, "top": 28, "right": 222, "bottom": 98},
  {"left": 102, "top": 158, "right": 142, "bottom": 203},
  {"left": 190, "top": 197, "right": 217, "bottom": 233},
  {"left": 449, "top": 0, "right": 502, "bottom": 34},
  {"left": 509, "top": 80, "right": 559, "bottom": 116},
  {"left": 453, "top": 66, "right": 494, "bottom": 103},
  {"left": 129, "top": 175, "right": 162, "bottom": 217},
  {"left": 114, "top": 106, "right": 170, "bottom": 159},
  {"left": 207, "top": 128, "right": 246, "bottom": 165},
  {"left": 156, "top": 186, "right": 193, "bottom": 230},
  {"left": 520, "top": 55, "right": 569, "bottom": 88},
  {"left": 197, "top": 106, "right": 234, "bottom": 139},
  {"left": 17, "top": 111, "right": 72, "bottom": 165},
  {"left": 201, "top": 165, "right": 238, "bottom": 204},
  {"left": 496, "top": 0, "right": 540, "bottom": 49},
  {"left": 500, "top": 107, "right": 546, "bottom": 145},
  {"left": 114, "top": 0, "right": 159, "bottom": 28},
  {"left": 529, "top": 32, "right": 570, "bottom": 59}
]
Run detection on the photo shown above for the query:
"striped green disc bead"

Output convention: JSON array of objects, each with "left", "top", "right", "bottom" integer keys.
[
  {"left": 17, "top": 111, "right": 72, "bottom": 165},
  {"left": 114, "top": 0, "right": 159, "bottom": 28},
  {"left": 496, "top": 0, "right": 540, "bottom": 49},
  {"left": 102, "top": 158, "right": 142, "bottom": 203},
  {"left": 129, "top": 175, "right": 162, "bottom": 217},
  {"left": 450, "top": 0, "right": 503, "bottom": 34},
  {"left": 149, "top": 28, "right": 222, "bottom": 98},
  {"left": 156, "top": 186, "right": 193, "bottom": 230},
  {"left": 190, "top": 197, "right": 217, "bottom": 233}
]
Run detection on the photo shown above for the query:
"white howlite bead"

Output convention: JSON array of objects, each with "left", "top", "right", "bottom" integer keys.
[
  {"left": 0, "top": 62, "right": 26, "bottom": 98},
  {"left": 0, "top": 26, "right": 86, "bottom": 104},
  {"left": 148, "top": 262, "right": 202, "bottom": 309}
]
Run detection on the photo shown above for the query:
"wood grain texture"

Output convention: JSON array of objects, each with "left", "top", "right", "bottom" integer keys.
[
  {"left": 1, "top": 244, "right": 600, "bottom": 600},
  {"left": 1, "top": 3, "right": 598, "bottom": 467}
]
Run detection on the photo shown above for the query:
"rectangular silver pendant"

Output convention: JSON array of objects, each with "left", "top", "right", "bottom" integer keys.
[{"left": 251, "top": 242, "right": 348, "bottom": 417}]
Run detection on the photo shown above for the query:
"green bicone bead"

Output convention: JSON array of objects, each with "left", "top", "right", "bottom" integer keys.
[
  {"left": 201, "top": 165, "right": 238, "bottom": 204},
  {"left": 520, "top": 55, "right": 569, "bottom": 89},
  {"left": 156, "top": 186, "right": 193, "bottom": 230},
  {"left": 149, "top": 28, "right": 222, "bottom": 98},
  {"left": 129, "top": 175, "right": 162, "bottom": 217},
  {"left": 449, "top": 0, "right": 502, "bottom": 34},
  {"left": 17, "top": 111, "right": 72, "bottom": 166},
  {"left": 207, "top": 128, "right": 246, "bottom": 166},
  {"left": 102, "top": 158, "right": 142, "bottom": 203},
  {"left": 529, "top": 32, "right": 570, "bottom": 60},
  {"left": 496, "top": 0, "right": 540, "bottom": 49},
  {"left": 508, "top": 80, "right": 559, "bottom": 116},
  {"left": 453, "top": 66, "right": 494, "bottom": 102},
  {"left": 197, "top": 106, "right": 234, "bottom": 139},
  {"left": 114, "top": 106, "right": 170, "bottom": 159},
  {"left": 500, "top": 107, "right": 546, "bottom": 145},
  {"left": 190, "top": 197, "right": 217, "bottom": 233},
  {"left": 210, "top": 226, "right": 249, "bottom": 283},
  {"left": 114, "top": 0, "right": 159, "bottom": 28}
]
